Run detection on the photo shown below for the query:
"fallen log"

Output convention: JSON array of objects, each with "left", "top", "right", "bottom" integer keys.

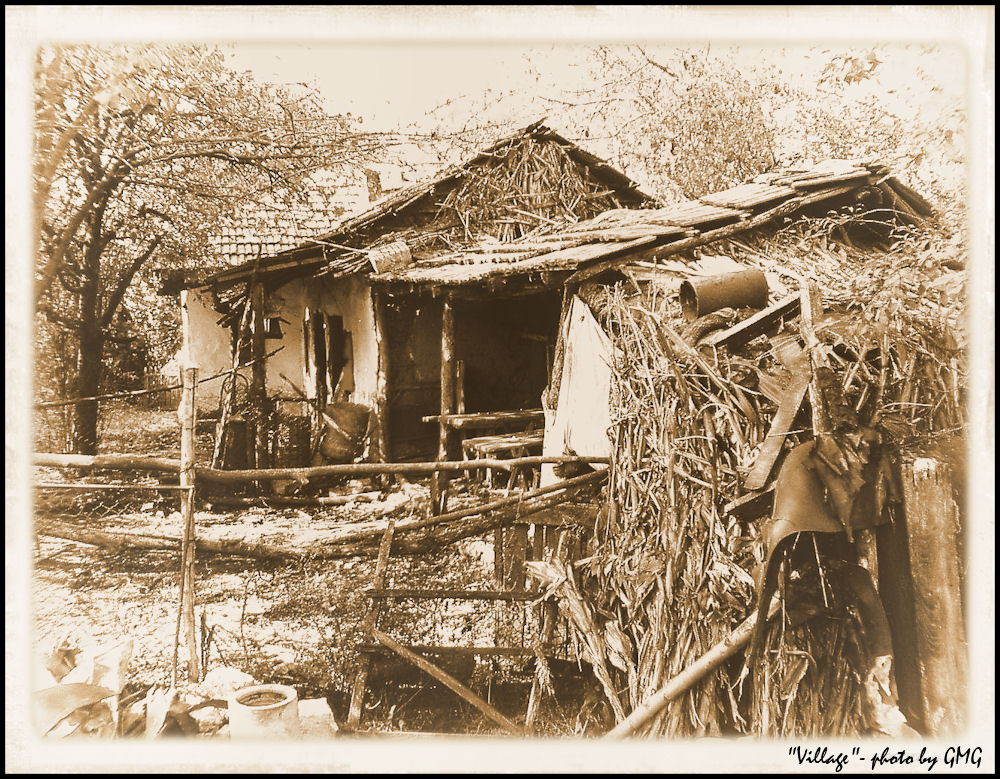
[
  {"left": 603, "top": 596, "right": 780, "bottom": 739},
  {"left": 34, "top": 452, "right": 609, "bottom": 482},
  {"left": 207, "top": 492, "right": 381, "bottom": 509},
  {"left": 331, "top": 470, "right": 605, "bottom": 546},
  {"left": 35, "top": 474, "right": 604, "bottom": 562},
  {"left": 34, "top": 453, "right": 183, "bottom": 473},
  {"left": 35, "top": 521, "right": 292, "bottom": 560}
]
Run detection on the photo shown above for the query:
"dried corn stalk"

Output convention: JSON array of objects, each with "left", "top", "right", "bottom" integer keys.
[{"left": 561, "top": 226, "right": 965, "bottom": 738}]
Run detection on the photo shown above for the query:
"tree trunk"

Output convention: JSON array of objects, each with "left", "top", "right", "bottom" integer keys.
[{"left": 72, "top": 218, "right": 107, "bottom": 455}]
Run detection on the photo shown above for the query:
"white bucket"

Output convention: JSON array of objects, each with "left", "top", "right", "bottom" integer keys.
[{"left": 228, "top": 683, "right": 300, "bottom": 739}]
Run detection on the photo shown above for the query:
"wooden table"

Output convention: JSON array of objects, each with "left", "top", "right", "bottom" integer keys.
[{"left": 421, "top": 409, "right": 544, "bottom": 431}]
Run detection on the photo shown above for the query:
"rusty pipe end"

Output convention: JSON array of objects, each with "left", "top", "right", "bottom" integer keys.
[
  {"left": 679, "top": 280, "right": 699, "bottom": 320},
  {"left": 679, "top": 269, "right": 769, "bottom": 321}
]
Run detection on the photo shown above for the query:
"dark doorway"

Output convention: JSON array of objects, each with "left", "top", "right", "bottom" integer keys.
[
  {"left": 381, "top": 288, "right": 561, "bottom": 461},
  {"left": 382, "top": 293, "right": 441, "bottom": 460},
  {"left": 453, "top": 291, "right": 561, "bottom": 413}
]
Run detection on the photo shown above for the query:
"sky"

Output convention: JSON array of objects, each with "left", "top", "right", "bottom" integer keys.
[
  {"left": 224, "top": 38, "right": 970, "bottom": 199},
  {"left": 226, "top": 41, "right": 968, "bottom": 134},
  {"left": 226, "top": 42, "right": 588, "bottom": 131}
]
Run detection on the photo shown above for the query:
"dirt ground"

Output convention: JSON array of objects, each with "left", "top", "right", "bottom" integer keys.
[{"left": 32, "top": 404, "right": 603, "bottom": 737}]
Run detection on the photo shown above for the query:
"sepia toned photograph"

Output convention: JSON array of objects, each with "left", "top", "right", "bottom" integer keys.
[{"left": 6, "top": 5, "right": 994, "bottom": 773}]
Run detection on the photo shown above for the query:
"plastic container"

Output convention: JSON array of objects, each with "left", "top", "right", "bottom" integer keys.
[{"left": 228, "top": 683, "right": 300, "bottom": 739}]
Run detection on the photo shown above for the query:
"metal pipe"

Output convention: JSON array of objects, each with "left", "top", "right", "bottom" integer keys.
[{"left": 679, "top": 268, "right": 768, "bottom": 320}]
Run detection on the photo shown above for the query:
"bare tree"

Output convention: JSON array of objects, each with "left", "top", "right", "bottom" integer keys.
[{"left": 33, "top": 44, "right": 390, "bottom": 453}]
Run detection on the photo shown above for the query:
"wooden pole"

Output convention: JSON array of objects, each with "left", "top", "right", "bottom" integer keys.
[
  {"left": 33, "top": 450, "right": 607, "bottom": 481},
  {"left": 371, "top": 288, "right": 392, "bottom": 481},
  {"left": 372, "top": 628, "right": 526, "bottom": 736},
  {"left": 900, "top": 457, "right": 968, "bottom": 736},
  {"left": 250, "top": 281, "right": 269, "bottom": 484},
  {"left": 178, "top": 366, "right": 200, "bottom": 682},
  {"left": 207, "top": 492, "right": 380, "bottom": 509},
  {"left": 604, "top": 597, "right": 780, "bottom": 739},
  {"left": 433, "top": 293, "right": 456, "bottom": 514},
  {"left": 346, "top": 518, "right": 396, "bottom": 731}
]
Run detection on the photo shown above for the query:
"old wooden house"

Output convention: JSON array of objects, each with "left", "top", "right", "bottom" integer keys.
[
  {"left": 178, "top": 122, "right": 655, "bottom": 469},
  {"left": 174, "top": 126, "right": 966, "bottom": 738}
]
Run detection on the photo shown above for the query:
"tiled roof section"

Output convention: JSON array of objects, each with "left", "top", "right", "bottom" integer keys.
[
  {"left": 207, "top": 190, "right": 353, "bottom": 266},
  {"left": 371, "top": 160, "right": 925, "bottom": 287}
]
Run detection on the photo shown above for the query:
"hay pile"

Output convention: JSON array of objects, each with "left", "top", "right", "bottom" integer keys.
[
  {"left": 557, "top": 220, "right": 966, "bottom": 737},
  {"left": 437, "top": 136, "right": 627, "bottom": 245}
]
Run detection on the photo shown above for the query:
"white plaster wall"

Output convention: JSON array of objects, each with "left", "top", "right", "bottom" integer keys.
[
  {"left": 300, "top": 274, "right": 379, "bottom": 407},
  {"left": 181, "top": 276, "right": 378, "bottom": 412},
  {"left": 181, "top": 288, "right": 238, "bottom": 411}
]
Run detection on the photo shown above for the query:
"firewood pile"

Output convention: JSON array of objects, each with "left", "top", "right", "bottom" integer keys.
[{"left": 538, "top": 223, "right": 966, "bottom": 737}]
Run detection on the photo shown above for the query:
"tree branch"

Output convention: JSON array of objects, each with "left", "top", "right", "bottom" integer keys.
[
  {"left": 35, "top": 167, "right": 125, "bottom": 305},
  {"left": 100, "top": 234, "right": 164, "bottom": 329},
  {"left": 38, "top": 302, "right": 84, "bottom": 330}
]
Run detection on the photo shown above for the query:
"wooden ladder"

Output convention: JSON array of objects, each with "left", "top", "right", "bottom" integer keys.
[{"left": 345, "top": 519, "right": 569, "bottom": 735}]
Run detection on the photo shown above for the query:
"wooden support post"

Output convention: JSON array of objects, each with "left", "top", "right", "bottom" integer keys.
[
  {"left": 455, "top": 360, "right": 465, "bottom": 415},
  {"left": 212, "top": 263, "right": 262, "bottom": 470},
  {"left": 371, "top": 288, "right": 392, "bottom": 478},
  {"left": 372, "top": 628, "right": 526, "bottom": 736},
  {"left": 178, "top": 367, "right": 200, "bottom": 683},
  {"left": 505, "top": 525, "right": 529, "bottom": 592},
  {"left": 433, "top": 293, "right": 456, "bottom": 514},
  {"left": 347, "top": 518, "right": 396, "bottom": 731},
  {"left": 544, "top": 287, "right": 572, "bottom": 412},
  {"left": 250, "top": 281, "right": 269, "bottom": 480},
  {"left": 900, "top": 457, "right": 968, "bottom": 736},
  {"left": 493, "top": 527, "right": 505, "bottom": 587}
]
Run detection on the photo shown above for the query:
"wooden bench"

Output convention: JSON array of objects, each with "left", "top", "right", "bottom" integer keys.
[{"left": 462, "top": 430, "right": 544, "bottom": 488}]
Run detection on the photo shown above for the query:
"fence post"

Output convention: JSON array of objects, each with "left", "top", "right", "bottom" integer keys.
[
  {"left": 900, "top": 456, "right": 967, "bottom": 735},
  {"left": 179, "top": 366, "right": 201, "bottom": 682}
]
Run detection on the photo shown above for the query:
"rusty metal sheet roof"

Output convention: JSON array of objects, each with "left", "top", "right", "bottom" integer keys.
[
  {"left": 371, "top": 237, "right": 656, "bottom": 286},
  {"left": 656, "top": 200, "right": 747, "bottom": 228}
]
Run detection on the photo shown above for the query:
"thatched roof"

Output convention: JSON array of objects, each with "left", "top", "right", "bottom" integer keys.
[
  {"left": 370, "top": 159, "right": 932, "bottom": 288},
  {"left": 197, "top": 121, "right": 656, "bottom": 290}
]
